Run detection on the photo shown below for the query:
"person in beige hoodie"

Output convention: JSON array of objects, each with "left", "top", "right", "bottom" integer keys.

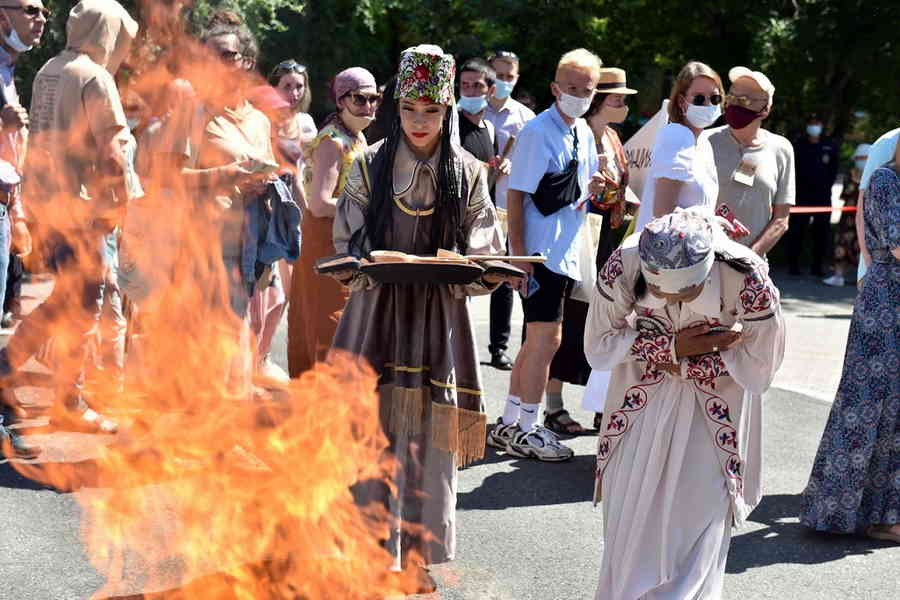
[{"left": 1, "top": 0, "right": 138, "bottom": 451}]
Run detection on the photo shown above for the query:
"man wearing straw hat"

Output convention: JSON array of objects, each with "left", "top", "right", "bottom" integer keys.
[{"left": 706, "top": 66, "right": 795, "bottom": 257}]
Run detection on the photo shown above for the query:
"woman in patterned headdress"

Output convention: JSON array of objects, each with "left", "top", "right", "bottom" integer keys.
[
  {"left": 326, "top": 45, "right": 519, "bottom": 588},
  {"left": 585, "top": 208, "right": 785, "bottom": 599}
]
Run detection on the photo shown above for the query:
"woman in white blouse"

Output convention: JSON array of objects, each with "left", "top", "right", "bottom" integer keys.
[{"left": 636, "top": 62, "right": 723, "bottom": 232}]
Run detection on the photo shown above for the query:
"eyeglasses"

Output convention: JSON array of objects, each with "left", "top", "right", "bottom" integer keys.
[
  {"left": 724, "top": 93, "right": 767, "bottom": 109},
  {"left": 344, "top": 92, "right": 381, "bottom": 107},
  {"left": 690, "top": 93, "right": 722, "bottom": 106},
  {"left": 488, "top": 50, "right": 519, "bottom": 62},
  {"left": 273, "top": 60, "right": 308, "bottom": 75},
  {"left": 0, "top": 4, "right": 51, "bottom": 19}
]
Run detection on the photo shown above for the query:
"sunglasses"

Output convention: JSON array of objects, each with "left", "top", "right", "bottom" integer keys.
[
  {"left": 489, "top": 50, "right": 519, "bottom": 62},
  {"left": 274, "top": 60, "right": 308, "bottom": 75},
  {"left": 690, "top": 93, "right": 722, "bottom": 106},
  {"left": 724, "top": 93, "right": 767, "bottom": 109},
  {"left": 344, "top": 92, "right": 380, "bottom": 107},
  {"left": 0, "top": 4, "right": 50, "bottom": 19},
  {"left": 219, "top": 50, "right": 242, "bottom": 63}
]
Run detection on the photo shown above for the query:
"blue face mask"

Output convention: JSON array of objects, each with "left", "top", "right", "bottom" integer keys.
[
  {"left": 494, "top": 79, "right": 515, "bottom": 100},
  {"left": 458, "top": 95, "right": 488, "bottom": 115}
]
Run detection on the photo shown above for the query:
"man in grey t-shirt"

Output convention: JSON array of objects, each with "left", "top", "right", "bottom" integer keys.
[{"left": 707, "top": 67, "right": 795, "bottom": 256}]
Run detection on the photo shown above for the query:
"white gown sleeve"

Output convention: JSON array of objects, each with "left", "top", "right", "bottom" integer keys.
[
  {"left": 719, "top": 263, "right": 786, "bottom": 395},
  {"left": 584, "top": 247, "right": 678, "bottom": 370}
]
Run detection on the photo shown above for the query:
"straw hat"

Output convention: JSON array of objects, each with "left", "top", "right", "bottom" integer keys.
[{"left": 596, "top": 68, "right": 637, "bottom": 94}]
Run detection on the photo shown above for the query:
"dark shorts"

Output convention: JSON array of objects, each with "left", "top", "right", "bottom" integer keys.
[{"left": 522, "top": 263, "right": 574, "bottom": 323}]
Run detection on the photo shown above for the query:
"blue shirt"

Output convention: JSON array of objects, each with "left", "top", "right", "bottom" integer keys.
[{"left": 508, "top": 104, "right": 598, "bottom": 280}]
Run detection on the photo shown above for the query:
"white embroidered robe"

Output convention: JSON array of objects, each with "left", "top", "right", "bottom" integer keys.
[{"left": 584, "top": 235, "right": 785, "bottom": 600}]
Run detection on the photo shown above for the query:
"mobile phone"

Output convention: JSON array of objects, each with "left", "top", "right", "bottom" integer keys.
[
  {"left": 705, "top": 325, "right": 731, "bottom": 334},
  {"left": 521, "top": 274, "right": 540, "bottom": 299}
]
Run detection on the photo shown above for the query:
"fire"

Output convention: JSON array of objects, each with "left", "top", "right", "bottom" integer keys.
[{"left": 7, "top": 2, "right": 423, "bottom": 597}]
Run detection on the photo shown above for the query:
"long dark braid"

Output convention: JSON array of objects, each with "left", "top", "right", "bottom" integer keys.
[{"left": 350, "top": 110, "right": 465, "bottom": 255}]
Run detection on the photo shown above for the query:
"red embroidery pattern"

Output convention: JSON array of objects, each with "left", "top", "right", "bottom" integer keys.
[
  {"left": 599, "top": 248, "right": 624, "bottom": 288},
  {"left": 740, "top": 268, "right": 774, "bottom": 314},
  {"left": 703, "top": 391, "right": 744, "bottom": 495},
  {"left": 596, "top": 370, "right": 663, "bottom": 474},
  {"left": 630, "top": 333, "right": 674, "bottom": 365},
  {"left": 686, "top": 353, "right": 730, "bottom": 389}
]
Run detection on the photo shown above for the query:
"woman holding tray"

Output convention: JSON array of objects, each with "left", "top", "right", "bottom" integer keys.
[
  {"left": 327, "top": 45, "right": 520, "bottom": 590},
  {"left": 287, "top": 67, "right": 378, "bottom": 377}
]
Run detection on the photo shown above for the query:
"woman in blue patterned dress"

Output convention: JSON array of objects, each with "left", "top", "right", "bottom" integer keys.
[{"left": 800, "top": 145, "right": 900, "bottom": 544}]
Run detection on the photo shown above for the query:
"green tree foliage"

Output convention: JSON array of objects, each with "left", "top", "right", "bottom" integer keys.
[{"left": 9, "top": 0, "right": 898, "bottom": 145}]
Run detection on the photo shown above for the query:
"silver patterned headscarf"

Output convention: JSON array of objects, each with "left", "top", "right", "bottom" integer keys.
[{"left": 638, "top": 208, "right": 717, "bottom": 293}]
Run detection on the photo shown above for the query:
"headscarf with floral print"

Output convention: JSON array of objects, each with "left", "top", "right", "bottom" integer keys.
[
  {"left": 395, "top": 44, "right": 456, "bottom": 106},
  {"left": 638, "top": 208, "right": 719, "bottom": 293}
]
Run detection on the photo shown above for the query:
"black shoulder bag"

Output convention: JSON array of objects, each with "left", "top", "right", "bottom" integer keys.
[{"left": 531, "top": 128, "right": 582, "bottom": 217}]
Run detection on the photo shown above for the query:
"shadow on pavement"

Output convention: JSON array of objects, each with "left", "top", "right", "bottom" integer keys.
[
  {"left": 458, "top": 452, "right": 595, "bottom": 510},
  {"left": 727, "top": 493, "right": 894, "bottom": 573}
]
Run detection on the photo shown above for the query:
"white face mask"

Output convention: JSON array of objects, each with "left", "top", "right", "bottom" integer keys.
[
  {"left": 494, "top": 79, "right": 515, "bottom": 100},
  {"left": 2, "top": 18, "right": 33, "bottom": 53},
  {"left": 806, "top": 124, "right": 823, "bottom": 137},
  {"left": 557, "top": 91, "right": 593, "bottom": 119},
  {"left": 685, "top": 103, "right": 721, "bottom": 129}
]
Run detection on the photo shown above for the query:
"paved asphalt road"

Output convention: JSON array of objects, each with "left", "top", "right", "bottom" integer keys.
[{"left": 1, "top": 270, "right": 897, "bottom": 600}]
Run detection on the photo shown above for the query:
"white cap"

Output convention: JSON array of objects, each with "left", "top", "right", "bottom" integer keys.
[
  {"left": 853, "top": 143, "right": 872, "bottom": 158},
  {"left": 728, "top": 66, "right": 775, "bottom": 101}
]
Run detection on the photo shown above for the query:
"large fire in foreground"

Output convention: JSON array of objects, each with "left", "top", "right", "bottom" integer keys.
[{"left": 8, "top": 1, "right": 423, "bottom": 598}]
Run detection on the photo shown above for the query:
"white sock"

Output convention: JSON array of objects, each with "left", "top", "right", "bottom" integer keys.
[
  {"left": 519, "top": 403, "right": 539, "bottom": 431},
  {"left": 502, "top": 395, "right": 521, "bottom": 425}
]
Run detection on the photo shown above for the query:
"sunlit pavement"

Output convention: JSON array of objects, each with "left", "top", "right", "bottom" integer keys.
[{"left": 1, "top": 270, "right": 897, "bottom": 599}]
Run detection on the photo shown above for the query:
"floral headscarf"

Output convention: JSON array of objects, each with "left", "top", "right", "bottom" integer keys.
[
  {"left": 638, "top": 208, "right": 718, "bottom": 293},
  {"left": 395, "top": 44, "right": 456, "bottom": 105}
]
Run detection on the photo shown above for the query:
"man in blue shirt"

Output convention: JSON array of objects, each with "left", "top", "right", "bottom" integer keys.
[
  {"left": 0, "top": 0, "right": 47, "bottom": 459},
  {"left": 487, "top": 48, "right": 604, "bottom": 461}
]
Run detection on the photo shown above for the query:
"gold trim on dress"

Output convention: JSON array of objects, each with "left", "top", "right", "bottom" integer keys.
[
  {"left": 429, "top": 378, "right": 483, "bottom": 396},
  {"left": 393, "top": 195, "right": 435, "bottom": 217}
]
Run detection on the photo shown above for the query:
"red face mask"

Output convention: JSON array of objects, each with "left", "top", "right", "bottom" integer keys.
[{"left": 724, "top": 104, "right": 762, "bottom": 130}]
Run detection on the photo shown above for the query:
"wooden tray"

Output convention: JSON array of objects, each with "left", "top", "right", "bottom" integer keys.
[
  {"left": 360, "top": 261, "right": 484, "bottom": 285},
  {"left": 314, "top": 254, "right": 360, "bottom": 275}
]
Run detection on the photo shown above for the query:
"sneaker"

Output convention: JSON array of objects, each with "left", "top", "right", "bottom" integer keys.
[
  {"left": 258, "top": 355, "right": 289, "bottom": 382},
  {"left": 0, "top": 423, "right": 41, "bottom": 460},
  {"left": 823, "top": 274, "right": 845, "bottom": 287},
  {"left": 486, "top": 417, "right": 520, "bottom": 450},
  {"left": 506, "top": 425, "right": 574, "bottom": 462}
]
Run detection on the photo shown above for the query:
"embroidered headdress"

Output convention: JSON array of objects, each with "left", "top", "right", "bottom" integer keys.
[
  {"left": 638, "top": 208, "right": 718, "bottom": 293},
  {"left": 395, "top": 44, "right": 456, "bottom": 105}
]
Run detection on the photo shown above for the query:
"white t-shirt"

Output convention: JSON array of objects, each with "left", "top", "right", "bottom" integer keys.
[{"left": 635, "top": 122, "right": 719, "bottom": 232}]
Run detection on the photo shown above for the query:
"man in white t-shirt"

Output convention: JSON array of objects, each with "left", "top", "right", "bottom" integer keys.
[{"left": 706, "top": 67, "right": 795, "bottom": 256}]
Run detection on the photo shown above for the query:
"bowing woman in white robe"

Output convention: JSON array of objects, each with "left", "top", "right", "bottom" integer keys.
[{"left": 585, "top": 209, "right": 785, "bottom": 600}]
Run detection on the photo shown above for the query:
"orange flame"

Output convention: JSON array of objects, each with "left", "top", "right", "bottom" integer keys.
[{"left": 6, "top": 2, "right": 423, "bottom": 597}]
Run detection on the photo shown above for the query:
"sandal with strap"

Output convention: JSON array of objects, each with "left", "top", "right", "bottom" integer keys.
[{"left": 543, "top": 409, "right": 587, "bottom": 436}]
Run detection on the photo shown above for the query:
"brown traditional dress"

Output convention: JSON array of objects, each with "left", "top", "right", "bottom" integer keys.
[
  {"left": 331, "top": 137, "right": 504, "bottom": 565},
  {"left": 287, "top": 122, "right": 364, "bottom": 377}
]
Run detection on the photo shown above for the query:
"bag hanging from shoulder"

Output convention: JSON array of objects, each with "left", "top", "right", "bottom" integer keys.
[{"left": 531, "top": 129, "right": 582, "bottom": 217}]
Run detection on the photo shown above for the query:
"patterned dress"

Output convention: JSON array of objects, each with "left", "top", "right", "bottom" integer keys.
[
  {"left": 801, "top": 166, "right": 900, "bottom": 533},
  {"left": 287, "top": 122, "right": 365, "bottom": 376},
  {"left": 585, "top": 235, "right": 785, "bottom": 599}
]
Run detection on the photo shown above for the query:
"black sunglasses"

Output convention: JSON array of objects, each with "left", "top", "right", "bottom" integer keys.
[
  {"left": 219, "top": 50, "right": 242, "bottom": 63},
  {"left": 0, "top": 4, "right": 50, "bottom": 19},
  {"left": 489, "top": 50, "right": 519, "bottom": 62},
  {"left": 273, "top": 60, "right": 308, "bottom": 75},
  {"left": 344, "top": 92, "right": 380, "bottom": 107},
  {"left": 690, "top": 93, "right": 723, "bottom": 106}
]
